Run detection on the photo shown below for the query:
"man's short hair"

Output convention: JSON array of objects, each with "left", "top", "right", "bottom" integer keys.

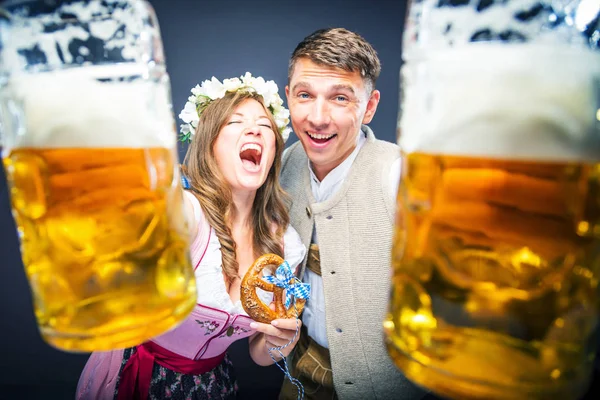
[{"left": 288, "top": 28, "right": 381, "bottom": 92}]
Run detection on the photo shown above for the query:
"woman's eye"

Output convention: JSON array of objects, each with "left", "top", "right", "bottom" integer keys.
[
  {"left": 260, "top": 124, "right": 272, "bottom": 129},
  {"left": 227, "top": 120, "right": 241, "bottom": 125}
]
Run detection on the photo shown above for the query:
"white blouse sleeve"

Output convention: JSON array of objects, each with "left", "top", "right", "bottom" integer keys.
[{"left": 283, "top": 224, "right": 307, "bottom": 275}]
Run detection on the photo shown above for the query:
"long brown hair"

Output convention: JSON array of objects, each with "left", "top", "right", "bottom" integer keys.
[{"left": 182, "top": 91, "right": 289, "bottom": 284}]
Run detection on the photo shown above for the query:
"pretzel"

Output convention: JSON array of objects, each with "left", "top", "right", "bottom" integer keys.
[{"left": 240, "top": 253, "right": 306, "bottom": 323}]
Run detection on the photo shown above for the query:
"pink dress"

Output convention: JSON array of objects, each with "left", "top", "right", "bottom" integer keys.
[{"left": 76, "top": 191, "right": 306, "bottom": 400}]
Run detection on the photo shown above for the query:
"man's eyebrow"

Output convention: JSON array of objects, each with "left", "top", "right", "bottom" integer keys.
[
  {"left": 291, "top": 81, "right": 356, "bottom": 95},
  {"left": 330, "top": 84, "right": 356, "bottom": 95},
  {"left": 291, "top": 81, "right": 312, "bottom": 92}
]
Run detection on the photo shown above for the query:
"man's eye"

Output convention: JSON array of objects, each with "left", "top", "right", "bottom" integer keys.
[
  {"left": 298, "top": 93, "right": 310, "bottom": 99},
  {"left": 335, "top": 95, "right": 348, "bottom": 102}
]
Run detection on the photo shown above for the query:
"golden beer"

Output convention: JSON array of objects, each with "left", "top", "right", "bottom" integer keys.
[
  {"left": 3, "top": 147, "right": 196, "bottom": 351},
  {"left": 0, "top": 64, "right": 197, "bottom": 352},
  {"left": 385, "top": 153, "right": 599, "bottom": 399},
  {"left": 384, "top": 43, "right": 600, "bottom": 399}
]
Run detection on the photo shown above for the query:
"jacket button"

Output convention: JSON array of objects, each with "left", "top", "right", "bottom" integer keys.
[{"left": 306, "top": 206, "right": 311, "bottom": 218}]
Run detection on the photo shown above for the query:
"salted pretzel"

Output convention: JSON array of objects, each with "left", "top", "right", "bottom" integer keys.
[{"left": 240, "top": 253, "right": 306, "bottom": 323}]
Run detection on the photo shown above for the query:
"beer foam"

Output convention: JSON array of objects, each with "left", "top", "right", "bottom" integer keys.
[
  {"left": 403, "top": 0, "right": 598, "bottom": 58},
  {"left": 4, "top": 64, "right": 176, "bottom": 149},
  {"left": 2, "top": 0, "right": 146, "bottom": 71},
  {"left": 398, "top": 43, "right": 600, "bottom": 162}
]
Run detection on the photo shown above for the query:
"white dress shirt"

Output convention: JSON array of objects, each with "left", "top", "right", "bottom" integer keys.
[{"left": 301, "top": 131, "right": 401, "bottom": 348}]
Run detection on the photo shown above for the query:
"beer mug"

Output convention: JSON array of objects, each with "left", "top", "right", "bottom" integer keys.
[
  {"left": 384, "top": 0, "right": 600, "bottom": 399},
  {"left": 0, "top": 0, "right": 196, "bottom": 352}
]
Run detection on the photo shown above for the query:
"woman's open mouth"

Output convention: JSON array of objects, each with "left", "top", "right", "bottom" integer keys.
[{"left": 239, "top": 142, "right": 263, "bottom": 172}]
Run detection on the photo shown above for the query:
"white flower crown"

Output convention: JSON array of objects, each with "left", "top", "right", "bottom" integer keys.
[{"left": 178, "top": 72, "right": 291, "bottom": 143}]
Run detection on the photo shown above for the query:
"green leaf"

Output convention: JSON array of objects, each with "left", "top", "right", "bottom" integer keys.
[{"left": 179, "top": 132, "right": 192, "bottom": 143}]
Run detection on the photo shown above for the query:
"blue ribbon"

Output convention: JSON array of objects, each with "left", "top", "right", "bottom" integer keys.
[
  {"left": 181, "top": 174, "right": 191, "bottom": 189},
  {"left": 262, "top": 261, "right": 311, "bottom": 310}
]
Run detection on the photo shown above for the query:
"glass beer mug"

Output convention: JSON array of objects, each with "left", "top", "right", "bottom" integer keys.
[
  {"left": 0, "top": 0, "right": 196, "bottom": 352},
  {"left": 384, "top": 0, "right": 600, "bottom": 399}
]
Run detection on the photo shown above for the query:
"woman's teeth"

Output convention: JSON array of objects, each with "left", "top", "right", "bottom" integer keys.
[{"left": 240, "top": 143, "right": 262, "bottom": 154}]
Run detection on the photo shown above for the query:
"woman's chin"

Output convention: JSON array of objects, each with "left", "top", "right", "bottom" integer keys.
[{"left": 231, "top": 175, "right": 267, "bottom": 193}]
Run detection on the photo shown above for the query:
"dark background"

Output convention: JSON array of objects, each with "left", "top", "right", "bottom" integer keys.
[{"left": 0, "top": 0, "right": 408, "bottom": 399}]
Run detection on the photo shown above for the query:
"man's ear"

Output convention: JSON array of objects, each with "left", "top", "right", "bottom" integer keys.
[
  {"left": 362, "top": 89, "right": 380, "bottom": 124},
  {"left": 285, "top": 85, "right": 290, "bottom": 102}
]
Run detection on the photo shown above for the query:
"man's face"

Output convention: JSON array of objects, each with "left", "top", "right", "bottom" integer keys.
[{"left": 286, "top": 58, "right": 380, "bottom": 181}]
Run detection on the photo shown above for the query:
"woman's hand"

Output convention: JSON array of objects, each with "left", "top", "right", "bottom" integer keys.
[
  {"left": 248, "top": 318, "right": 302, "bottom": 366},
  {"left": 252, "top": 318, "right": 302, "bottom": 355}
]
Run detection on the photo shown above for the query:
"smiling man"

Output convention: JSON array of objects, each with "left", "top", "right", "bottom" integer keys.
[{"left": 279, "top": 28, "right": 426, "bottom": 400}]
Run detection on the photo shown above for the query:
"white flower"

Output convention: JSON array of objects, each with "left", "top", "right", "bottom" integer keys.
[
  {"left": 268, "top": 93, "right": 283, "bottom": 108},
  {"left": 275, "top": 118, "right": 290, "bottom": 134},
  {"left": 272, "top": 103, "right": 289, "bottom": 119},
  {"left": 281, "top": 127, "right": 292, "bottom": 142},
  {"left": 180, "top": 123, "right": 192, "bottom": 135},
  {"left": 262, "top": 80, "right": 280, "bottom": 103},
  {"left": 223, "top": 77, "right": 242, "bottom": 92},
  {"left": 179, "top": 101, "right": 198, "bottom": 124},
  {"left": 252, "top": 76, "right": 267, "bottom": 95},
  {"left": 240, "top": 72, "right": 254, "bottom": 86},
  {"left": 190, "top": 84, "right": 203, "bottom": 96},
  {"left": 198, "top": 76, "right": 226, "bottom": 99}
]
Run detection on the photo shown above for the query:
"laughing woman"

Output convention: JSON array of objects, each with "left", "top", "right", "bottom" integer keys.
[{"left": 76, "top": 73, "right": 305, "bottom": 400}]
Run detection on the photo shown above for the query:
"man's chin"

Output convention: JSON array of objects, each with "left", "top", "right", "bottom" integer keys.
[
  {"left": 306, "top": 150, "right": 331, "bottom": 166},
  {"left": 304, "top": 140, "right": 334, "bottom": 157}
]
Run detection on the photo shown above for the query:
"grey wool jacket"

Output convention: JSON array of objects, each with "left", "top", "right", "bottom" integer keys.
[{"left": 279, "top": 126, "right": 426, "bottom": 400}]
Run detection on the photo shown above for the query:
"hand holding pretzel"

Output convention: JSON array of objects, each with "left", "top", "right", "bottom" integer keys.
[{"left": 241, "top": 254, "right": 310, "bottom": 323}]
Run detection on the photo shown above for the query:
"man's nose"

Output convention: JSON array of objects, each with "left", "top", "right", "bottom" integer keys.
[{"left": 306, "top": 98, "right": 330, "bottom": 128}]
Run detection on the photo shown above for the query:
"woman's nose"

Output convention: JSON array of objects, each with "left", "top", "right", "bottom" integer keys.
[{"left": 245, "top": 121, "right": 263, "bottom": 136}]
